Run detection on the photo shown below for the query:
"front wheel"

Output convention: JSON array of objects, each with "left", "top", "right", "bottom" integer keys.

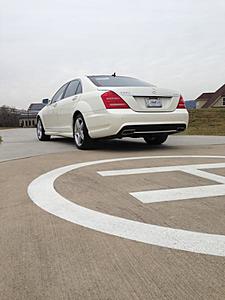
[
  {"left": 36, "top": 118, "right": 50, "bottom": 141},
  {"left": 143, "top": 134, "right": 168, "bottom": 145},
  {"left": 74, "top": 114, "right": 93, "bottom": 150}
]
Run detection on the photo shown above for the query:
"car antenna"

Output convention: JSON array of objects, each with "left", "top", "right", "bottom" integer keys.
[{"left": 112, "top": 72, "right": 116, "bottom": 77}]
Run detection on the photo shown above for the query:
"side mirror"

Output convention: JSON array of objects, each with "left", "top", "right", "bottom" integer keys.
[{"left": 42, "top": 98, "right": 49, "bottom": 105}]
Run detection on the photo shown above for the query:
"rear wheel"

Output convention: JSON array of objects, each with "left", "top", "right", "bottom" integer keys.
[
  {"left": 143, "top": 134, "right": 168, "bottom": 145},
  {"left": 36, "top": 118, "right": 50, "bottom": 141},
  {"left": 74, "top": 114, "right": 93, "bottom": 150}
]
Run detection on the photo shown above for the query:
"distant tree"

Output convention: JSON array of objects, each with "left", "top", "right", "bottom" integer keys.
[{"left": 0, "top": 105, "right": 22, "bottom": 127}]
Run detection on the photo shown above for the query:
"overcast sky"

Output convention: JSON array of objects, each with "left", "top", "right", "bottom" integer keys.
[{"left": 0, "top": 0, "right": 225, "bottom": 109}]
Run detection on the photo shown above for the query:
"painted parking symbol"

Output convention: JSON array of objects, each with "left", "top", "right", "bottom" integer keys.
[
  {"left": 98, "top": 162, "right": 225, "bottom": 203},
  {"left": 28, "top": 156, "right": 225, "bottom": 257}
]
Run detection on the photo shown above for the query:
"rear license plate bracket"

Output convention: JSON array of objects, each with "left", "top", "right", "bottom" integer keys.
[{"left": 145, "top": 98, "right": 162, "bottom": 108}]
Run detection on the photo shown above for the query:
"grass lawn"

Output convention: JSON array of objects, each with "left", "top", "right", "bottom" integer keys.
[{"left": 183, "top": 108, "right": 225, "bottom": 136}]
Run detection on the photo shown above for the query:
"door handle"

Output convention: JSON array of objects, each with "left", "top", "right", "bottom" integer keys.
[
  {"left": 72, "top": 96, "right": 78, "bottom": 101},
  {"left": 52, "top": 103, "right": 57, "bottom": 107}
]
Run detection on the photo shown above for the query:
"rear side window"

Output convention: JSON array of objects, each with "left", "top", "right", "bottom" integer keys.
[
  {"left": 51, "top": 83, "right": 68, "bottom": 103},
  {"left": 88, "top": 75, "right": 153, "bottom": 87},
  {"left": 64, "top": 80, "right": 79, "bottom": 98},
  {"left": 76, "top": 82, "right": 82, "bottom": 94}
]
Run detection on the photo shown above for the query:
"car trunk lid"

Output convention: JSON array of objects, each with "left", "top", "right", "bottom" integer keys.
[{"left": 97, "top": 86, "right": 180, "bottom": 112}]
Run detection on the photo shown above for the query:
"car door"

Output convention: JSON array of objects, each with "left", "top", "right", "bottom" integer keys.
[
  {"left": 43, "top": 83, "right": 69, "bottom": 132},
  {"left": 56, "top": 80, "right": 82, "bottom": 133}
]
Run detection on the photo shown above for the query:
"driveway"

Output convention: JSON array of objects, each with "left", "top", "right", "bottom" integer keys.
[
  {"left": 1, "top": 129, "right": 225, "bottom": 299},
  {"left": 1, "top": 128, "right": 225, "bottom": 162}
]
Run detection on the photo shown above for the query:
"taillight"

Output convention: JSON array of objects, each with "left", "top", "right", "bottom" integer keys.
[
  {"left": 101, "top": 91, "right": 130, "bottom": 109},
  {"left": 177, "top": 95, "right": 186, "bottom": 109}
]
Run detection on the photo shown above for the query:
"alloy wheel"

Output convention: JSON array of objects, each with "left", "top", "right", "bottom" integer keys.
[
  {"left": 37, "top": 120, "right": 42, "bottom": 139},
  {"left": 74, "top": 117, "right": 84, "bottom": 147}
]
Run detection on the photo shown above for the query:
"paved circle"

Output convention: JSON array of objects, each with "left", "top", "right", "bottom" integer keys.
[{"left": 28, "top": 155, "right": 225, "bottom": 257}]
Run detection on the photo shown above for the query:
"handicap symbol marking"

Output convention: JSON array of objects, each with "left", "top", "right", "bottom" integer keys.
[
  {"left": 28, "top": 156, "right": 225, "bottom": 257},
  {"left": 98, "top": 162, "right": 225, "bottom": 203}
]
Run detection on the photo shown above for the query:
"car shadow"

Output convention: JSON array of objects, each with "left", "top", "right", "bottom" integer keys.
[
  {"left": 50, "top": 137, "right": 74, "bottom": 144},
  {"left": 93, "top": 139, "right": 178, "bottom": 152},
  {"left": 49, "top": 136, "right": 178, "bottom": 152}
]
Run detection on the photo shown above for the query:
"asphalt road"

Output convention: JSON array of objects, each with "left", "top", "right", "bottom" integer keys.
[{"left": 1, "top": 129, "right": 225, "bottom": 299}]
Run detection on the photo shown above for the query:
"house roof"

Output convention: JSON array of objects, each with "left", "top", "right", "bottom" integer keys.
[
  {"left": 195, "top": 92, "right": 214, "bottom": 101},
  {"left": 28, "top": 103, "right": 45, "bottom": 111},
  {"left": 202, "top": 84, "right": 225, "bottom": 108}
]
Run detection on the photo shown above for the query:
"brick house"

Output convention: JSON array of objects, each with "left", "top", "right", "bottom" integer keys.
[
  {"left": 195, "top": 84, "right": 225, "bottom": 109},
  {"left": 19, "top": 103, "right": 45, "bottom": 127}
]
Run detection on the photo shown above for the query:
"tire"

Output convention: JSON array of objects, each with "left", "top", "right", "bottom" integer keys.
[
  {"left": 143, "top": 134, "right": 168, "bottom": 145},
  {"left": 74, "top": 114, "right": 92, "bottom": 150},
  {"left": 36, "top": 118, "right": 51, "bottom": 141}
]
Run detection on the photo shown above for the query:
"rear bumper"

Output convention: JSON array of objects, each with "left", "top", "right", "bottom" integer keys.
[
  {"left": 117, "top": 123, "right": 186, "bottom": 138},
  {"left": 85, "top": 109, "right": 189, "bottom": 139}
]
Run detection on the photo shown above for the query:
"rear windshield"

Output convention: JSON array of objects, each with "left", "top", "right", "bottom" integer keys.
[{"left": 88, "top": 75, "right": 153, "bottom": 87}]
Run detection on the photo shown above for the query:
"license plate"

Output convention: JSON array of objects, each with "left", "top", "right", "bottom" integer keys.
[{"left": 145, "top": 98, "right": 162, "bottom": 108}]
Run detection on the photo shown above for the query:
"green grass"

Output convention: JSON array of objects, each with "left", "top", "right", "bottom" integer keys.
[
  {"left": 184, "top": 108, "right": 225, "bottom": 136},
  {"left": 0, "top": 136, "right": 2, "bottom": 143}
]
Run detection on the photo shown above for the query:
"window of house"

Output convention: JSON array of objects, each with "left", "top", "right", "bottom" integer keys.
[{"left": 223, "top": 97, "right": 225, "bottom": 106}]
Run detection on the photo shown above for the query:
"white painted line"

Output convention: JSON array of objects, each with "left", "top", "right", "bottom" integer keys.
[
  {"left": 98, "top": 162, "right": 225, "bottom": 177},
  {"left": 184, "top": 168, "right": 225, "bottom": 184},
  {"left": 100, "top": 160, "right": 225, "bottom": 204},
  {"left": 131, "top": 184, "right": 225, "bottom": 203},
  {"left": 27, "top": 156, "right": 225, "bottom": 257}
]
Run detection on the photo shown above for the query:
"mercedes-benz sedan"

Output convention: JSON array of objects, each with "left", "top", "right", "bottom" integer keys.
[{"left": 37, "top": 75, "right": 189, "bottom": 149}]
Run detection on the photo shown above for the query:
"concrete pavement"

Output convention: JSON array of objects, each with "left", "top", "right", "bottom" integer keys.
[
  {"left": 1, "top": 129, "right": 225, "bottom": 299},
  {"left": 1, "top": 128, "right": 225, "bottom": 162}
]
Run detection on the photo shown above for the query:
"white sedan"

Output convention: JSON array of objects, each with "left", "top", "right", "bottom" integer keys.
[{"left": 37, "top": 75, "right": 188, "bottom": 149}]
